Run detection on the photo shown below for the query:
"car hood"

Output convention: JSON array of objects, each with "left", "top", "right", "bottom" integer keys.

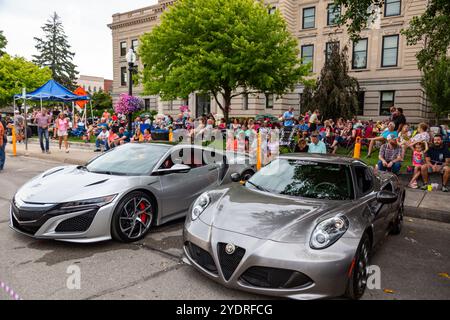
[
  {"left": 200, "top": 185, "right": 351, "bottom": 243},
  {"left": 15, "top": 166, "right": 150, "bottom": 204}
]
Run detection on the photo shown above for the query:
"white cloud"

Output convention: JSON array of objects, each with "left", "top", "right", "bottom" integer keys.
[{"left": 0, "top": 0, "right": 157, "bottom": 79}]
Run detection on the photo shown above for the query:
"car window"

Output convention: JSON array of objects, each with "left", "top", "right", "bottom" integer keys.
[
  {"left": 247, "top": 159, "right": 354, "bottom": 200},
  {"left": 87, "top": 144, "right": 169, "bottom": 175},
  {"left": 354, "top": 166, "right": 374, "bottom": 195}
]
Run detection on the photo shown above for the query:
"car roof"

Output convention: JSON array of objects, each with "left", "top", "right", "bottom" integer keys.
[{"left": 278, "top": 153, "right": 367, "bottom": 167}]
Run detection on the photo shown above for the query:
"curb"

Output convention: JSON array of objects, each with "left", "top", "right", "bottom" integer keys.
[
  {"left": 6, "top": 151, "right": 88, "bottom": 166},
  {"left": 404, "top": 206, "right": 450, "bottom": 224}
]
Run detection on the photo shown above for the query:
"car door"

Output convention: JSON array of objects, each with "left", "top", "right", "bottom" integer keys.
[
  {"left": 158, "top": 146, "right": 219, "bottom": 218},
  {"left": 354, "top": 165, "right": 390, "bottom": 245}
]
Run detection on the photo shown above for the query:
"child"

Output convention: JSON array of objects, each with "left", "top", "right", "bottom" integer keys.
[
  {"left": 408, "top": 141, "right": 429, "bottom": 189},
  {"left": 143, "top": 128, "right": 152, "bottom": 142}
]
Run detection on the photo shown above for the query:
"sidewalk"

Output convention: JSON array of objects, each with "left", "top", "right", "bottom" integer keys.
[
  {"left": 5, "top": 140, "right": 450, "bottom": 224},
  {"left": 5, "top": 139, "right": 97, "bottom": 166}
]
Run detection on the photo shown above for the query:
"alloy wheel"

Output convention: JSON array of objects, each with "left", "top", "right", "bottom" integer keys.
[
  {"left": 355, "top": 239, "right": 370, "bottom": 295},
  {"left": 119, "top": 197, "right": 153, "bottom": 240}
]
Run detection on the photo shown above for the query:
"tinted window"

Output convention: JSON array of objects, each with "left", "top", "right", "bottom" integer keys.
[
  {"left": 87, "top": 144, "right": 169, "bottom": 175},
  {"left": 354, "top": 166, "right": 374, "bottom": 194},
  {"left": 303, "top": 7, "right": 315, "bottom": 29},
  {"left": 247, "top": 159, "right": 354, "bottom": 200}
]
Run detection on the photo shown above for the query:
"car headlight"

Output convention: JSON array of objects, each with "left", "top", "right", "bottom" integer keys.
[
  {"left": 310, "top": 215, "right": 349, "bottom": 250},
  {"left": 191, "top": 193, "right": 211, "bottom": 221},
  {"left": 59, "top": 194, "right": 117, "bottom": 210}
]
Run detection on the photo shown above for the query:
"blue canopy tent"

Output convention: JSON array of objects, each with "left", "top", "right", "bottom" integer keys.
[
  {"left": 13, "top": 80, "right": 92, "bottom": 148},
  {"left": 13, "top": 79, "right": 90, "bottom": 103}
]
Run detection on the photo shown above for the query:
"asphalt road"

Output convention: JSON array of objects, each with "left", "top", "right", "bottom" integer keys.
[{"left": 0, "top": 155, "right": 449, "bottom": 300}]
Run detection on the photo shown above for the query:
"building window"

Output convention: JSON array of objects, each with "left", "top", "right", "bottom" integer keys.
[
  {"left": 301, "top": 45, "right": 314, "bottom": 71},
  {"left": 327, "top": 4, "right": 341, "bottom": 26},
  {"left": 384, "top": 0, "right": 401, "bottom": 17},
  {"left": 132, "top": 39, "right": 139, "bottom": 51},
  {"left": 382, "top": 35, "right": 399, "bottom": 67},
  {"left": 168, "top": 100, "right": 173, "bottom": 110},
  {"left": 380, "top": 91, "right": 395, "bottom": 116},
  {"left": 265, "top": 94, "right": 274, "bottom": 109},
  {"left": 325, "top": 41, "right": 339, "bottom": 63},
  {"left": 302, "top": 7, "right": 315, "bottom": 29},
  {"left": 268, "top": 7, "right": 277, "bottom": 15},
  {"left": 352, "top": 38, "right": 368, "bottom": 69},
  {"left": 357, "top": 91, "right": 365, "bottom": 116},
  {"left": 144, "top": 99, "right": 151, "bottom": 111},
  {"left": 120, "top": 41, "right": 127, "bottom": 57},
  {"left": 120, "top": 67, "right": 127, "bottom": 86},
  {"left": 242, "top": 93, "right": 249, "bottom": 110}
]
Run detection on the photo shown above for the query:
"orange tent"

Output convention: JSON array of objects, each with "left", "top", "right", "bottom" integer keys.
[{"left": 73, "top": 87, "right": 89, "bottom": 109}]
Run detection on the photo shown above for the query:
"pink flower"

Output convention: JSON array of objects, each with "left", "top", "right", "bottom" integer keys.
[{"left": 114, "top": 93, "right": 144, "bottom": 114}]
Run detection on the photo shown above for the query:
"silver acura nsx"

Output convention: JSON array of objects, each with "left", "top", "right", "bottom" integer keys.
[
  {"left": 183, "top": 154, "right": 405, "bottom": 300},
  {"left": 10, "top": 143, "right": 255, "bottom": 243}
]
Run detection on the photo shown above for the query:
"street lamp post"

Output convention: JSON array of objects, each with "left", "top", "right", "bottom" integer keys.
[{"left": 126, "top": 47, "right": 137, "bottom": 133}]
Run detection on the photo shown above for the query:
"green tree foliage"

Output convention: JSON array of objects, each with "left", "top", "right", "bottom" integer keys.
[
  {"left": 334, "top": 0, "right": 450, "bottom": 70},
  {"left": 313, "top": 44, "right": 360, "bottom": 120},
  {"left": 139, "top": 0, "right": 309, "bottom": 121},
  {"left": 421, "top": 56, "right": 450, "bottom": 121},
  {"left": 402, "top": 0, "right": 450, "bottom": 70},
  {"left": 91, "top": 90, "right": 113, "bottom": 110},
  {"left": 0, "top": 54, "right": 52, "bottom": 107},
  {"left": 0, "top": 30, "right": 7, "bottom": 56},
  {"left": 300, "top": 79, "right": 316, "bottom": 114},
  {"left": 33, "top": 12, "right": 79, "bottom": 90}
]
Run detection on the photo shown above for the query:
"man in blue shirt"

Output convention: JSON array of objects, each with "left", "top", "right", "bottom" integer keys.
[
  {"left": 282, "top": 107, "right": 295, "bottom": 128},
  {"left": 367, "top": 122, "right": 398, "bottom": 157},
  {"left": 296, "top": 118, "right": 309, "bottom": 132},
  {"left": 308, "top": 132, "right": 327, "bottom": 154}
]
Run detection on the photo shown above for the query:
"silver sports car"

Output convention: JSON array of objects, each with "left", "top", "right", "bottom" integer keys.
[
  {"left": 183, "top": 154, "right": 405, "bottom": 300},
  {"left": 10, "top": 143, "right": 255, "bottom": 243}
]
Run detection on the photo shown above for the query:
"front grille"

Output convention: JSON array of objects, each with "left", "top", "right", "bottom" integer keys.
[
  {"left": 55, "top": 211, "right": 97, "bottom": 232},
  {"left": 218, "top": 243, "right": 246, "bottom": 281},
  {"left": 240, "top": 266, "right": 314, "bottom": 289},
  {"left": 185, "top": 242, "right": 217, "bottom": 274}
]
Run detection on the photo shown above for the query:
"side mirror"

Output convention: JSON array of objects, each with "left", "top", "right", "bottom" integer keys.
[
  {"left": 153, "top": 164, "right": 191, "bottom": 176},
  {"left": 377, "top": 190, "right": 398, "bottom": 204},
  {"left": 231, "top": 173, "right": 241, "bottom": 183}
]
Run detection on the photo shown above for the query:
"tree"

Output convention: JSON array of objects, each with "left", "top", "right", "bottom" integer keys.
[
  {"left": 91, "top": 90, "right": 113, "bottom": 110},
  {"left": 313, "top": 44, "right": 360, "bottom": 120},
  {"left": 334, "top": 0, "right": 450, "bottom": 70},
  {"left": 0, "top": 54, "right": 52, "bottom": 107},
  {"left": 139, "top": 0, "right": 309, "bottom": 122},
  {"left": 33, "top": 12, "right": 79, "bottom": 90},
  {"left": 300, "top": 79, "right": 316, "bottom": 114},
  {"left": 421, "top": 56, "right": 450, "bottom": 122},
  {"left": 0, "top": 30, "right": 7, "bottom": 56}
]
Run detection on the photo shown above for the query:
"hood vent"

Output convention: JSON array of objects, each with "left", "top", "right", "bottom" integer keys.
[
  {"left": 42, "top": 168, "right": 64, "bottom": 178},
  {"left": 84, "top": 179, "right": 109, "bottom": 187}
]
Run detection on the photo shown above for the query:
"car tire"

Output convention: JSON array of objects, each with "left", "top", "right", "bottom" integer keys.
[
  {"left": 241, "top": 170, "right": 254, "bottom": 181},
  {"left": 345, "top": 233, "right": 371, "bottom": 300},
  {"left": 111, "top": 191, "right": 155, "bottom": 243},
  {"left": 390, "top": 196, "right": 404, "bottom": 235}
]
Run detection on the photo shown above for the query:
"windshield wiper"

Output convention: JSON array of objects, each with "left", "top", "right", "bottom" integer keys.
[
  {"left": 77, "top": 165, "right": 90, "bottom": 172},
  {"left": 246, "top": 180, "right": 270, "bottom": 193}
]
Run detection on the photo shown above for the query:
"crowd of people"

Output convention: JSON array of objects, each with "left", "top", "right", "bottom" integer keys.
[{"left": 1, "top": 105, "right": 449, "bottom": 192}]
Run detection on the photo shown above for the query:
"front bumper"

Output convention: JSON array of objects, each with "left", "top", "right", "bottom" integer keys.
[
  {"left": 183, "top": 218, "right": 359, "bottom": 300},
  {"left": 9, "top": 201, "right": 116, "bottom": 243}
]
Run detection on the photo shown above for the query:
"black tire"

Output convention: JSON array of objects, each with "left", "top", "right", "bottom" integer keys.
[
  {"left": 241, "top": 170, "right": 254, "bottom": 181},
  {"left": 345, "top": 233, "right": 371, "bottom": 300},
  {"left": 390, "top": 194, "right": 404, "bottom": 235},
  {"left": 111, "top": 191, "right": 155, "bottom": 243}
]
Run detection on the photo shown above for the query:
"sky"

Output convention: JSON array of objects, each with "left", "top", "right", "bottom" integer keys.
[{"left": 0, "top": 0, "right": 158, "bottom": 79}]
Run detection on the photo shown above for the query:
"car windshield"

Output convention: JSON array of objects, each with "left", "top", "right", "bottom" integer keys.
[
  {"left": 246, "top": 159, "right": 354, "bottom": 200},
  {"left": 86, "top": 144, "right": 169, "bottom": 176}
]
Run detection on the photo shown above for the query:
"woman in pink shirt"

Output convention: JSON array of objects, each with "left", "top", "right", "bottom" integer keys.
[{"left": 56, "top": 113, "right": 70, "bottom": 153}]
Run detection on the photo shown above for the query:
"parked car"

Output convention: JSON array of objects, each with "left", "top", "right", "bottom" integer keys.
[
  {"left": 10, "top": 143, "right": 255, "bottom": 243},
  {"left": 183, "top": 154, "right": 405, "bottom": 300}
]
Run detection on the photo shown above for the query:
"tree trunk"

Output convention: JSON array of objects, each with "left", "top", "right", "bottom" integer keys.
[{"left": 222, "top": 90, "right": 232, "bottom": 124}]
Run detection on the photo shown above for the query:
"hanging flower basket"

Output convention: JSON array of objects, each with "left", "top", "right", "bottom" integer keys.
[{"left": 114, "top": 93, "right": 144, "bottom": 114}]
